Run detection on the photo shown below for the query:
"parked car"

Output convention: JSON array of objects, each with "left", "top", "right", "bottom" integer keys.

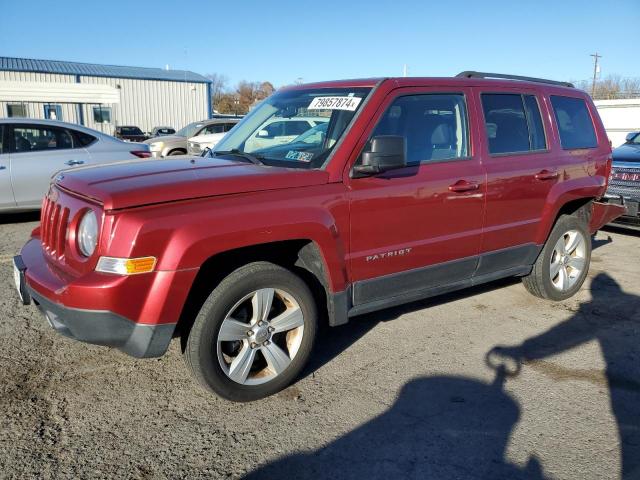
[
  {"left": 149, "top": 126, "right": 176, "bottom": 137},
  {"left": 144, "top": 119, "right": 240, "bottom": 158},
  {"left": 0, "top": 118, "right": 150, "bottom": 212},
  {"left": 115, "top": 126, "right": 148, "bottom": 142},
  {"left": 186, "top": 120, "right": 240, "bottom": 155},
  {"left": 243, "top": 116, "right": 329, "bottom": 152},
  {"left": 603, "top": 131, "right": 640, "bottom": 229},
  {"left": 14, "top": 73, "right": 623, "bottom": 402}
]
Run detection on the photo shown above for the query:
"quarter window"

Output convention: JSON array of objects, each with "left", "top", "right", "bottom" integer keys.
[
  {"left": 550, "top": 96, "right": 597, "bottom": 149},
  {"left": 73, "top": 130, "right": 97, "bottom": 147},
  {"left": 482, "top": 94, "right": 547, "bottom": 154},
  {"left": 12, "top": 126, "right": 74, "bottom": 153},
  {"left": 368, "top": 94, "right": 469, "bottom": 164}
]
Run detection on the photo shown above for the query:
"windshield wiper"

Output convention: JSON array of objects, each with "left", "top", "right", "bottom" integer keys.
[{"left": 213, "top": 149, "right": 265, "bottom": 165}]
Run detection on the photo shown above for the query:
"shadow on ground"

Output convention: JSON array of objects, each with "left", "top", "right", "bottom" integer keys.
[
  {"left": 0, "top": 211, "right": 40, "bottom": 225},
  {"left": 251, "top": 273, "right": 640, "bottom": 480}
]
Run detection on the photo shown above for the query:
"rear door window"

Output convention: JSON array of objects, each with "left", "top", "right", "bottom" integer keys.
[
  {"left": 12, "top": 126, "right": 74, "bottom": 153},
  {"left": 481, "top": 94, "right": 547, "bottom": 154},
  {"left": 550, "top": 96, "right": 597, "bottom": 149},
  {"left": 204, "top": 124, "right": 226, "bottom": 134}
]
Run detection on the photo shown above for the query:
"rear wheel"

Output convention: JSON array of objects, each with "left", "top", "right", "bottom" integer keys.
[
  {"left": 183, "top": 261, "right": 317, "bottom": 402},
  {"left": 522, "top": 215, "right": 591, "bottom": 300}
]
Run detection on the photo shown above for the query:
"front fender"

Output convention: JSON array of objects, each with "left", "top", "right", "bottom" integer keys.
[{"left": 111, "top": 185, "right": 351, "bottom": 293}]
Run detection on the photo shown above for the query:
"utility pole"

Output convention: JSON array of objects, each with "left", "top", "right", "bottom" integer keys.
[
  {"left": 590, "top": 52, "right": 602, "bottom": 97},
  {"left": 403, "top": 64, "right": 408, "bottom": 77}
]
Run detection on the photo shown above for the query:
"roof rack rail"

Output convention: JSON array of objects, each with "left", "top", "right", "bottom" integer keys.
[{"left": 456, "top": 71, "right": 574, "bottom": 88}]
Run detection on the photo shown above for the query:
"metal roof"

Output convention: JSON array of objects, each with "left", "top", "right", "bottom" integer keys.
[{"left": 0, "top": 56, "right": 211, "bottom": 84}]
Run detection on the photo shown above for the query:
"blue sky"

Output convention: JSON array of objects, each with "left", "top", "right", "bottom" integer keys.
[{"left": 1, "top": 0, "right": 638, "bottom": 88}]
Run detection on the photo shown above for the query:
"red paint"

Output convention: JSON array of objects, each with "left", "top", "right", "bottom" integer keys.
[{"left": 22, "top": 77, "right": 618, "bottom": 327}]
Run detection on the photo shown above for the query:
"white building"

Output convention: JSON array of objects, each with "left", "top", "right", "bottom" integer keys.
[
  {"left": 594, "top": 98, "right": 640, "bottom": 148},
  {"left": 0, "top": 56, "right": 212, "bottom": 134}
]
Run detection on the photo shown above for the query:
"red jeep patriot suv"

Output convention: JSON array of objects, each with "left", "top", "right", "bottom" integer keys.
[{"left": 14, "top": 72, "right": 623, "bottom": 401}]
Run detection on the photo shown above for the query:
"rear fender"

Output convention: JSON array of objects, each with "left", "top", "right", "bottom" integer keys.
[{"left": 534, "top": 176, "right": 606, "bottom": 244}]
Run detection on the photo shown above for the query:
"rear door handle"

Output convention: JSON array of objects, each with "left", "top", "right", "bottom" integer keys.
[
  {"left": 448, "top": 180, "right": 480, "bottom": 193},
  {"left": 0, "top": 165, "right": 6, "bottom": 170},
  {"left": 65, "top": 160, "right": 85, "bottom": 166},
  {"left": 535, "top": 169, "right": 559, "bottom": 180}
]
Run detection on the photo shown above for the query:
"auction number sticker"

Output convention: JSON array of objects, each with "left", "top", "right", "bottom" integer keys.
[
  {"left": 308, "top": 96, "right": 362, "bottom": 111},
  {"left": 285, "top": 150, "right": 314, "bottom": 162}
]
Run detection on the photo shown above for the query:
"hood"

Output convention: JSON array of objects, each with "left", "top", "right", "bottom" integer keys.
[
  {"left": 190, "top": 132, "right": 225, "bottom": 143},
  {"left": 54, "top": 157, "right": 329, "bottom": 210},
  {"left": 143, "top": 134, "right": 185, "bottom": 145},
  {"left": 612, "top": 143, "right": 640, "bottom": 163}
]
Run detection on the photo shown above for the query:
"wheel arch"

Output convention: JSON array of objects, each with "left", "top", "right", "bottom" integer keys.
[
  {"left": 175, "top": 239, "right": 349, "bottom": 343},
  {"left": 535, "top": 179, "right": 598, "bottom": 245}
]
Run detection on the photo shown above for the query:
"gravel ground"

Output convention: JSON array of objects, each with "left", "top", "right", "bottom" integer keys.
[{"left": 0, "top": 212, "right": 639, "bottom": 480}]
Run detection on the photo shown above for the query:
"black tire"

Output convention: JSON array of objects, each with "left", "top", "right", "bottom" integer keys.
[
  {"left": 183, "top": 261, "right": 317, "bottom": 402},
  {"left": 522, "top": 215, "right": 591, "bottom": 301},
  {"left": 168, "top": 149, "right": 186, "bottom": 156}
]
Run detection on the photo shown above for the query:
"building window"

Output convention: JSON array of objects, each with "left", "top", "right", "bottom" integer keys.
[
  {"left": 44, "top": 104, "right": 63, "bottom": 121},
  {"left": 93, "top": 106, "right": 112, "bottom": 124},
  {"left": 7, "top": 104, "right": 27, "bottom": 118}
]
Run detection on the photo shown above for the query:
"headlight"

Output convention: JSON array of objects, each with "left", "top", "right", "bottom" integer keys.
[
  {"left": 77, "top": 209, "right": 98, "bottom": 257},
  {"left": 149, "top": 142, "right": 164, "bottom": 151}
]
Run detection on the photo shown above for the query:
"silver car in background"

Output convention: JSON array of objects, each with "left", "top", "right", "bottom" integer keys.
[
  {"left": 0, "top": 118, "right": 151, "bottom": 212},
  {"left": 144, "top": 118, "right": 240, "bottom": 158}
]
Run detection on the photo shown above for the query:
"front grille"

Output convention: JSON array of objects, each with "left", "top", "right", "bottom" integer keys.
[
  {"left": 608, "top": 166, "right": 640, "bottom": 200},
  {"left": 40, "top": 196, "right": 70, "bottom": 258}
]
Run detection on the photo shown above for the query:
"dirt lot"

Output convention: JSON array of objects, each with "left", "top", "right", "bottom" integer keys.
[{"left": 0, "top": 212, "right": 639, "bottom": 479}]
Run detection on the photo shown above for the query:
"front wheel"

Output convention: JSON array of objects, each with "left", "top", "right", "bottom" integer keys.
[
  {"left": 183, "top": 262, "right": 317, "bottom": 402},
  {"left": 522, "top": 215, "right": 591, "bottom": 301}
]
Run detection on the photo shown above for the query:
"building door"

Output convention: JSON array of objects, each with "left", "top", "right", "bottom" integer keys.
[{"left": 347, "top": 87, "right": 486, "bottom": 306}]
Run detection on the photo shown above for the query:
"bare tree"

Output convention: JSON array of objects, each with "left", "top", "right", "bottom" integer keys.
[
  {"left": 205, "top": 73, "right": 229, "bottom": 112},
  {"left": 215, "top": 80, "right": 277, "bottom": 115},
  {"left": 575, "top": 75, "right": 640, "bottom": 100}
]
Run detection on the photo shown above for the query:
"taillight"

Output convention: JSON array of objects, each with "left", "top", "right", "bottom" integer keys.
[{"left": 130, "top": 150, "right": 152, "bottom": 158}]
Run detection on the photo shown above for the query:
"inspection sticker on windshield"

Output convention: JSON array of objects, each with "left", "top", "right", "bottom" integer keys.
[
  {"left": 286, "top": 150, "right": 314, "bottom": 162},
  {"left": 308, "top": 96, "right": 362, "bottom": 111}
]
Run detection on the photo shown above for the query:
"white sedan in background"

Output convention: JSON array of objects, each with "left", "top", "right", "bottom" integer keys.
[
  {"left": 0, "top": 118, "right": 151, "bottom": 212},
  {"left": 187, "top": 131, "right": 227, "bottom": 156},
  {"left": 187, "top": 116, "right": 330, "bottom": 156}
]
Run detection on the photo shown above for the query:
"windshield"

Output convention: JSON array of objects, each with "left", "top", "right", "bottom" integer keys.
[
  {"left": 121, "top": 127, "right": 143, "bottom": 135},
  {"left": 176, "top": 122, "right": 204, "bottom": 138},
  {"left": 214, "top": 87, "right": 371, "bottom": 169},
  {"left": 627, "top": 132, "right": 640, "bottom": 145}
]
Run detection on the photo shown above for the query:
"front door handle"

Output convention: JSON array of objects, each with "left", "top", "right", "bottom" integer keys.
[
  {"left": 65, "top": 160, "right": 85, "bottom": 166},
  {"left": 0, "top": 165, "right": 6, "bottom": 170},
  {"left": 535, "top": 169, "right": 559, "bottom": 180},
  {"left": 448, "top": 180, "right": 480, "bottom": 193}
]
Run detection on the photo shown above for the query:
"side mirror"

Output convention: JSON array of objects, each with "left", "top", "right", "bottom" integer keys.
[
  {"left": 201, "top": 147, "right": 212, "bottom": 157},
  {"left": 257, "top": 129, "right": 269, "bottom": 138},
  {"left": 625, "top": 131, "right": 639, "bottom": 143},
  {"left": 352, "top": 135, "right": 406, "bottom": 178}
]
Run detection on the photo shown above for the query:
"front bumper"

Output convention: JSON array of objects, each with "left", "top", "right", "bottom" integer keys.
[
  {"left": 16, "top": 237, "right": 198, "bottom": 358},
  {"left": 29, "top": 287, "right": 175, "bottom": 358}
]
